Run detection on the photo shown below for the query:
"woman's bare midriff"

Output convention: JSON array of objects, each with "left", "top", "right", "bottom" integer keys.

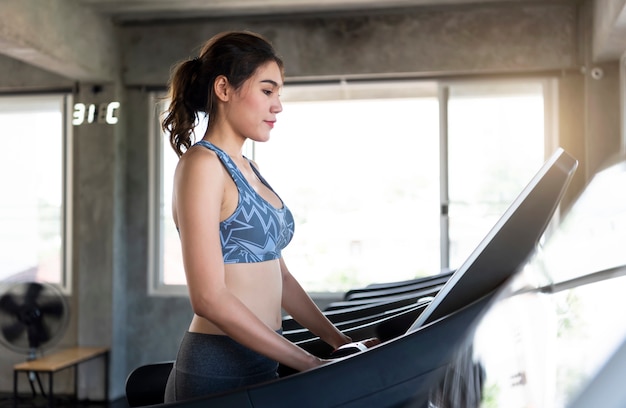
[{"left": 188, "top": 259, "right": 284, "bottom": 334}]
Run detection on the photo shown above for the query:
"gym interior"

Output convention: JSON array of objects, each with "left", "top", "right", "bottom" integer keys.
[{"left": 1, "top": 0, "right": 626, "bottom": 407}]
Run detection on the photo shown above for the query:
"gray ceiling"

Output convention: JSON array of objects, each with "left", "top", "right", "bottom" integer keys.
[{"left": 79, "top": 0, "right": 578, "bottom": 22}]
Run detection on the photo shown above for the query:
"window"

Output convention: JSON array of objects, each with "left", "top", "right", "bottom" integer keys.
[
  {"left": 0, "top": 94, "right": 72, "bottom": 288},
  {"left": 150, "top": 79, "right": 552, "bottom": 294},
  {"left": 255, "top": 82, "right": 441, "bottom": 292},
  {"left": 445, "top": 81, "right": 551, "bottom": 269}
]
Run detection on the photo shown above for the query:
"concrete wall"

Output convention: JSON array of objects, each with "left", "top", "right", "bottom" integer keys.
[
  {"left": 71, "top": 81, "right": 128, "bottom": 400},
  {"left": 0, "top": 0, "right": 623, "bottom": 401},
  {"left": 0, "top": 0, "right": 119, "bottom": 81},
  {"left": 120, "top": 4, "right": 577, "bottom": 85}
]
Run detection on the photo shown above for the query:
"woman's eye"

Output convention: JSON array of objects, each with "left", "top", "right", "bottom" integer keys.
[{"left": 263, "top": 89, "right": 273, "bottom": 95}]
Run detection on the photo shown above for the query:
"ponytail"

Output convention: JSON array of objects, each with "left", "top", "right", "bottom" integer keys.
[{"left": 162, "top": 58, "right": 209, "bottom": 157}]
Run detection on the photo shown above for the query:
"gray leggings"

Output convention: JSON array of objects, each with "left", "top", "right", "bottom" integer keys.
[{"left": 163, "top": 331, "right": 280, "bottom": 403}]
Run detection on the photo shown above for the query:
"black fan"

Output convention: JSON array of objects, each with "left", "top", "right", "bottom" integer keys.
[{"left": 0, "top": 281, "right": 69, "bottom": 358}]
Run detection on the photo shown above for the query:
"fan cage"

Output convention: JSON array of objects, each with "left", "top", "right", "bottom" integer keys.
[{"left": 0, "top": 281, "right": 70, "bottom": 357}]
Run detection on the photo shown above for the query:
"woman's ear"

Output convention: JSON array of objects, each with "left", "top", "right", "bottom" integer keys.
[{"left": 213, "top": 75, "right": 230, "bottom": 102}]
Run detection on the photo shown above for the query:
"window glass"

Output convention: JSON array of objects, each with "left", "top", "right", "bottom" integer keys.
[
  {"left": 160, "top": 118, "right": 186, "bottom": 285},
  {"left": 447, "top": 82, "right": 546, "bottom": 269},
  {"left": 0, "top": 95, "right": 69, "bottom": 286},
  {"left": 253, "top": 96, "right": 441, "bottom": 292}
]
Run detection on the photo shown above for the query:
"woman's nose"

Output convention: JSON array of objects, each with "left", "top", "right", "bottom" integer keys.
[{"left": 272, "top": 97, "right": 283, "bottom": 114}]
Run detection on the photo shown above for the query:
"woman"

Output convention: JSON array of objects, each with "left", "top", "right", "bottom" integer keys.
[{"left": 162, "top": 31, "right": 375, "bottom": 402}]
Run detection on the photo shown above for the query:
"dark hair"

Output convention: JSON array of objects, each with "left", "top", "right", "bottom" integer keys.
[{"left": 162, "top": 31, "right": 284, "bottom": 157}]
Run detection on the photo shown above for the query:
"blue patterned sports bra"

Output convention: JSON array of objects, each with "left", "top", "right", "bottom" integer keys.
[{"left": 196, "top": 140, "right": 295, "bottom": 264}]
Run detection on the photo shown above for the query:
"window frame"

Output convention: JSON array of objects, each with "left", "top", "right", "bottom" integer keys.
[{"left": 63, "top": 93, "right": 74, "bottom": 294}]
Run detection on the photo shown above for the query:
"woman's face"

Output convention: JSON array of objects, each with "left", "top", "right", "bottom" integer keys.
[{"left": 226, "top": 61, "right": 283, "bottom": 143}]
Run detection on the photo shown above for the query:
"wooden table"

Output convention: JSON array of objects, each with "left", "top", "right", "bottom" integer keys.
[{"left": 13, "top": 346, "right": 109, "bottom": 407}]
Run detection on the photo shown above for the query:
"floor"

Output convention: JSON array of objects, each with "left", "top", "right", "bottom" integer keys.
[{"left": 0, "top": 393, "right": 130, "bottom": 408}]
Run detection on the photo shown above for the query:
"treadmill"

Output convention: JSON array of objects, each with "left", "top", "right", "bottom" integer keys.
[{"left": 164, "top": 148, "right": 578, "bottom": 408}]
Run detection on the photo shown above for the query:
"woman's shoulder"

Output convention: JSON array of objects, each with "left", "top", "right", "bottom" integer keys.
[
  {"left": 176, "top": 143, "right": 225, "bottom": 180},
  {"left": 180, "top": 143, "right": 221, "bottom": 165}
]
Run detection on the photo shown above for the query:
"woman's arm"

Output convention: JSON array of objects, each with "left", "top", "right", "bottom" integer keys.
[
  {"left": 279, "top": 258, "right": 352, "bottom": 350},
  {"left": 174, "top": 148, "right": 325, "bottom": 372}
]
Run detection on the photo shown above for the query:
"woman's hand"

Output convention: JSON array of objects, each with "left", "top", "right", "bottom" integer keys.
[
  {"left": 330, "top": 337, "right": 382, "bottom": 358},
  {"left": 359, "top": 337, "right": 381, "bottom": 348},
  {"left": 335, "top": 333, "right": 353, "bottom": 348}
]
